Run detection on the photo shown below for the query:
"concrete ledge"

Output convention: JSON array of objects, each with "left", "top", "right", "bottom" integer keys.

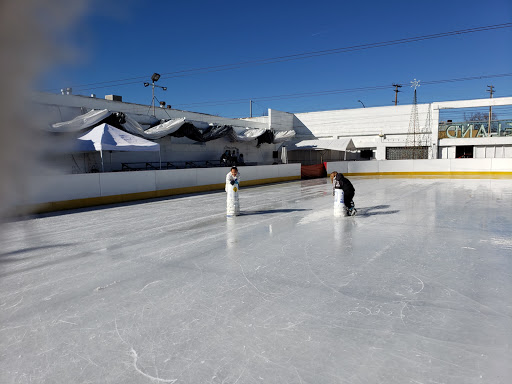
[
  {"left": 344, "top": 172, "right": 512, "bottom": 179},
  {"left": 26, "top": 175, "right": 300, "bottom": 214},
  {"left": 327, "top": 159, "right": 512, "bottom": 177}
]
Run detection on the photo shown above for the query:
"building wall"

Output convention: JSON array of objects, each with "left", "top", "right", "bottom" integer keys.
[
  {"left": 438, "top": 145, "right": 512, "bottom": 159},
  {"left": 438, "top": 137, "right": 512, "bottom": 159},
  {"left": 293, "top": 104, "right": 433, "bottom": 160},
  {"left": 268, "top": 109, "right": 295, "bottom": 131},
  {"left": 294, "top": 104, "right": 430, "bottom": 139},
  {"left": 241, "top": 116, "right": 269, "bottom": 125},
  {"left": 293, "top": 97, "right": 512, "bottom": 161}
]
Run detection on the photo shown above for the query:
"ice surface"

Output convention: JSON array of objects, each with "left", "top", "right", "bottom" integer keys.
[{"left": 1, "top": 177, "right": 511, "bottom": 383}]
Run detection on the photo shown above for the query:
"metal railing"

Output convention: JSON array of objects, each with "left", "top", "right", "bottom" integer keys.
[{"left": 120, "top": 160, "right": 254, "bottom": 171}]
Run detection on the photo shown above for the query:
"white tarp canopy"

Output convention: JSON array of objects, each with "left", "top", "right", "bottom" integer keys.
[
  {"left": 49, "top": 109, "right": 111, "bottom": 133},
  {"left": 273, "top": 130, "right": 296, "bottom": 143},
  {"left": 122, "top": 115, "right": 187, "bottom": 140},
  {"left": 77, "top": 123, "right": 160, "bottom": 171},
  {"left": 286, "top": 138, "right": 356, "bottom": 152},
  {"left": 48, "top": 109, "right": 188, "bottom": 139},
  {"left": 78, "top": 123, "right": 160, "bottom": 152},
  {"left": 229, "top": 127, "right": 268, "bottom": 142}
]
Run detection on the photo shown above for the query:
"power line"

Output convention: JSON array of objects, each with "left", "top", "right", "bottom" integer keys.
[
  {"left": 49, "top": 23, "right": 512, "bottom": 92},
  {"left": 70, "top": 73, "right": 511, "bottom": 118},
  {"left": 171, "top": 73, "right": 512, "bottom": 108},
  {"left": 147, "top": 101, "right": 512, "bottom": 122},
  {"left": 251, "top": 101, "right": 269, "bottom": 116},
  {"left": 174, "top": 86, "right": 390, "bottom": 108},
  {"left": 90, "top": 89, "right": 512, "bottom": 119}
]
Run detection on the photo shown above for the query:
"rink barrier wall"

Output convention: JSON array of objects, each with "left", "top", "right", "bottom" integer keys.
[
  {"left": 325, "top": 159, "right": 512, "bottom": 177},
  {"left": 24, "top": 164, "right": 301, "bottom": 213}
]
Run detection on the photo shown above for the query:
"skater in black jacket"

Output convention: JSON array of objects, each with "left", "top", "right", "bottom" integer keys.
[{"left": 331, "top": 172, "right": 357, "bottom": 215}]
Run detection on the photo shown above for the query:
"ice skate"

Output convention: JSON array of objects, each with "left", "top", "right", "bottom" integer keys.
[{"left": 348, "top": 201, "right": 357, "bottom": 216}]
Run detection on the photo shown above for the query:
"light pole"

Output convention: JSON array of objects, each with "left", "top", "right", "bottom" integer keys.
[
  {"left": 358, "top": 100, "right": 365, "bottom": 108},
  {"left": 144, "top": 73, "right": 167, "bottom": 116}
]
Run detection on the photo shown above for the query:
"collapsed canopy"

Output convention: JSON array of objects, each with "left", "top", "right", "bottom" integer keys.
[
  {"left": 49, "top": 109, "right": 112, "bottom": 133},
  {"left": 49, "top": 109, "right": 295, "bottom": 144}
]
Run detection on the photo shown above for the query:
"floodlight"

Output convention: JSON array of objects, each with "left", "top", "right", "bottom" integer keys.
[{"left": 144, "top": 72, "right": 168, "bottom": 116}]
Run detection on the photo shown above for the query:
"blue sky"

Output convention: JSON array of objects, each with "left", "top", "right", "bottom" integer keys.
[{"left": 40, "top": 0, "right": 512, "bottom": 118}]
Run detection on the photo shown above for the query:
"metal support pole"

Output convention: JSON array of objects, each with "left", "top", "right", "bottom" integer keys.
[
  {"left": 250, "top": 100, "right": 252, "bottom": 118},
  {"left": 152, "top": 83, "right": 155, "bottom": 117},
  {"left": 144, "top": 74, "right": 166, "bottom": 117}
]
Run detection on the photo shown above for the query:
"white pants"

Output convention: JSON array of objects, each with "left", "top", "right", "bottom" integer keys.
[
  {"left": 226, "top": 182, "right": 240, "bottom": 216},
  {"left": 333, "top": 189, "right": 347, "bottom": 217}
]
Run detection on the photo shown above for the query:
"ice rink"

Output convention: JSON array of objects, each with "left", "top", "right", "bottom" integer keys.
[{"left": 1, "top": 177, "right": 511, "bottom": 384}]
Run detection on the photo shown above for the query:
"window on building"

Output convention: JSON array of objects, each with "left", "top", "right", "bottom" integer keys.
[
  {"left": 386, "top": 147, "right": 429, "bottom": 160},
  {"left": 360, "top": 149, "right": 373, "bottom": 159},
  {"left": 455, "top": 146, "right": 473, "bottom": 158}
]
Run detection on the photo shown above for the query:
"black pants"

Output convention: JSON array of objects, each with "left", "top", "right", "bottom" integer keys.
[{"left": 343, "top": 191, "right": 354, "bottom": 209}]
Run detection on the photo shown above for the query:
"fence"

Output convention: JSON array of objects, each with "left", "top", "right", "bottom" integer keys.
[{"left": 22, "top": 164, "right": 301, "bottom": 213}]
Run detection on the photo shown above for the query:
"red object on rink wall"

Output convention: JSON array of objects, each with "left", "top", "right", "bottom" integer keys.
[{"left": 301, "top": 163, "right": 327, "bottom": 179}]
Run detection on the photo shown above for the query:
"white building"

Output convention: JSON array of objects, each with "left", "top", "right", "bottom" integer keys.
[
  {"left": 35, "top": 92, "right": 512, "bottom": 174},
  {"left": 286, "top": 96, "right": 512, "bottom": 161}
]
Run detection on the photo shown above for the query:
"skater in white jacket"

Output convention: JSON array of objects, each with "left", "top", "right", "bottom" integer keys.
[
  {"left": 225, "top": 167, "right": 241, "bottom": 216},
  {"left": 225, "top": 167, "right": 240, "bottom": 192}
]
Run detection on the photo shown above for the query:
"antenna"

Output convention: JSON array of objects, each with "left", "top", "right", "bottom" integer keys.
[
  {"left": 404, "top": 79, "right": 428, "bottom": 159},
  {"left": 410, "top": 79, "right": 420, "bottom": 90}
]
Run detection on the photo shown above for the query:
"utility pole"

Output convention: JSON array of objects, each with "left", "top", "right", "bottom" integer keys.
[
  {"left": 487, "top": 85, "right": 494, "bottom": 136},
  {"left": 393, "top": 84, "right": 402, "bottom": 106},
  {"left": 250, "top": 100, "right": 252, "bottom": 118}
]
